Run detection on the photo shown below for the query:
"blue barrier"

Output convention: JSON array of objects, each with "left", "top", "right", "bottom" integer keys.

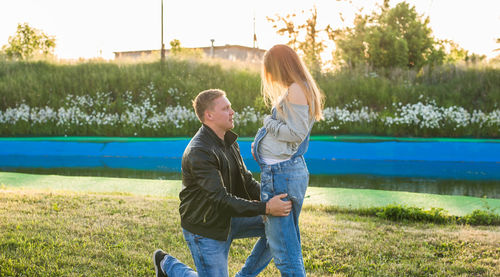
[{"left": 1, "top": 138, "right": 499, "bottom": 180}]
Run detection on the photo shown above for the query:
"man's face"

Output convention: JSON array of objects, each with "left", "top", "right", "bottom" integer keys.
[{"left": 206, "top": 96, "right": 234, "bottom": 131}]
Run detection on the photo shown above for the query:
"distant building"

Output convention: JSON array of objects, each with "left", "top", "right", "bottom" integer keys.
[{"left": 113, "top": 44, "right": 266, "bottom": 63}]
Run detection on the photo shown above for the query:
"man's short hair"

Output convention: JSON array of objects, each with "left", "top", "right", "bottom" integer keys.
[{"left": 192, "top": 89, "right": 226, "bottom": 122}]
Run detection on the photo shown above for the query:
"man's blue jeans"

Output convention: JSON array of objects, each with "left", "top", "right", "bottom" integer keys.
[{"left": 161, "top": 216, "right": 272, "bottom": 277}]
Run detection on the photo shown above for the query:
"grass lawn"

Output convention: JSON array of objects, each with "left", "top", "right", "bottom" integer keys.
[
  {"left": 0, "top": 173, "right": 499, "bottom": 276},
  {"left": 1, "top": 172, "right": 499, "bottom": 216}
]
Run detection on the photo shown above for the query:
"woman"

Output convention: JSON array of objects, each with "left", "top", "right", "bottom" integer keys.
[{"left": 252, "top": 44, "right": 324, "bottom": 276}]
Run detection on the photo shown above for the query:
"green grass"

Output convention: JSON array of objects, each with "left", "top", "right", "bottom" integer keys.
[
  {"left": 1, "top": 59, "right": 499, "bottom": 113},
  {"left": 0, "top": 58, "right": 499, "bottom": 138},
  {"left": 317, "top": 64, "right": 500, "bottom": 112},
  {"left": 0, "top": 59, "right": 262, "bottom": 113},
  {"left": 2, "top": 172, "right": 500, "bottom": 217},
  {"left": 1, "top": 188, "right": 499, "bottom": 276}
]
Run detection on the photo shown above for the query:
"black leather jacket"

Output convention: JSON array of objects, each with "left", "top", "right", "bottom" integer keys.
[{"left": 179, "top": 124, "right": 266, "bottom": 241}]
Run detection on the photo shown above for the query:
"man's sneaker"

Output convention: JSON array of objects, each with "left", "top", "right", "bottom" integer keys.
[{"left": 153, "top": 249, "right": 168, "bottom": 277}]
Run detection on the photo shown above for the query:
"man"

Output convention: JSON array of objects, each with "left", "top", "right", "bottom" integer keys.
[{"left": 153, "top": 89, "right": 292, "bottom": 277}]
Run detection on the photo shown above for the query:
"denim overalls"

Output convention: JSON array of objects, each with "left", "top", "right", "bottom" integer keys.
[{"left": 253, "top": 108, "right": 311, "bottom": 277}]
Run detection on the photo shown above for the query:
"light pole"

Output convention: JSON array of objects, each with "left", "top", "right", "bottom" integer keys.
[
  {"left": 161, "top": 0, "right": 165, "bottom": 62},
  {"left": 210, "top": 39, "right": 215, "bottom": 58}
]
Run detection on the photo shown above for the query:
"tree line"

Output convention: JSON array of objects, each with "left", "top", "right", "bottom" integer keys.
[
  {"left": 267, "top": 0, "right": 493, "bottom": 73},
  {"left": 1, "top": 0, "right": 498, "bottom": 71}
]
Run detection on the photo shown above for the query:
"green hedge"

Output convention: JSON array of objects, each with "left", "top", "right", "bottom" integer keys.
[
  {"left": 310, "top": 204, "right": 500, "bottom": 226},
  {"left": 0, "top": 59, "right": 262, "bottom": 112},
  {"left": 2, "top": 59, "right": 499, "bottom": 113},
  {"left": 0, "top": 59, "right": 499, "bottom": 137}
]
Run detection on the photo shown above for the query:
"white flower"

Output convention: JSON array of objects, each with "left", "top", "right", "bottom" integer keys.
[
  {"left": 323, "top": 105, "right": 378, "bottom": 126},
  {"left": 234, "top": 106, "right": 263, "bottom": 126},
  {"left": 1, "top": 104, "right": 30, "bottom": 124},
  {"left": 384, "top": 102, "right": 442, "bottom": 129},
  {"left": 0, "top": 90, "right": 498, "bottom": 135},
  {"left": 31, "top": 106, "right": 57, "bottom": 124}
]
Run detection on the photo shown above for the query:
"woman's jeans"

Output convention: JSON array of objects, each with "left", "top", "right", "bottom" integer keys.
[
  {"left": 260, "top": 155, "right": 309, "bottom": 277},
  {"left": 161, "top": 216, "right": 272, "bottom": 277}
]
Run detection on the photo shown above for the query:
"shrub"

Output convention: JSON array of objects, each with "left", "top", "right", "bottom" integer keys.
[
  {"left": 310, "top": 204, "right": 500, "bottom": 226},
  {"left": 374, "top": 205, "right": 452, "bottom": 224},
  {"left": 0, "top": 59, "right": 499, "bottom": 137},
  {"left": 461, "top": 209, "right": 500, "bottom": 225}
]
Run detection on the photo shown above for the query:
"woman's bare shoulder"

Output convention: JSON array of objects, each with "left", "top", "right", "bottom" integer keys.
[{"left": 287, "top": 83, "right": 308, "bottom": 105}]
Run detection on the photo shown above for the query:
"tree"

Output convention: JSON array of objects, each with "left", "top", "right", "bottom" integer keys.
[
  {"left": 331, "top": 0, "right": 440, "bottom": 69},
  {"left": 169, "top": 39, "right": 182, "bottom": 54},
  {"left": 168, "top": 39, "right": 203, "bottom": 59},
  {"left": 267, "top": 13, "right": 300, "bottom": 51},
  {"left": 437, "top": 40, "right": 468, "bottom": 63},
  {"left": 267, "top": 6, "right": 327, "bottom": 73},
  {"left": 328, "top": 13, "right": 369, "bottom": 68},
  {"left": 2, "top": 23, "right": 56, "bottom": 60},
  {"left": 298, "top": 7, "right": 325, "bottom": 74},
  {"left": 491, "top": 39, "right": 500, "bottom": 64},
  {"left": 432, "top": 39, "right": 486, "bottom": 64}
]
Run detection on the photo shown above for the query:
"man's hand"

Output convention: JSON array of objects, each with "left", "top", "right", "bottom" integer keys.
[{"left": 266, "top": 193, "right": 292, "bottom": 217}]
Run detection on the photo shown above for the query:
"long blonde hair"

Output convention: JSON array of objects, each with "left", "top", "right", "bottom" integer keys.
[{"left": 261, "top": 44, "right": 324, "bottom": 120}]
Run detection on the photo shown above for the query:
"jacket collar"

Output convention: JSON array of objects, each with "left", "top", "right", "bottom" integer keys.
[{"left": 201, "top": 124, "right": 238, "bottom": 147}]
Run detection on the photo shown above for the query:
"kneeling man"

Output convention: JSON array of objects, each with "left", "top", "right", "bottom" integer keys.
[{"left": 153, "top": 89, "right": 291, "bottom": 277}]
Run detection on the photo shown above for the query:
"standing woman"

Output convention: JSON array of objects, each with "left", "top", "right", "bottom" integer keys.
[{"left": 252, "top": 44, "right": 324, "bottom": 276}]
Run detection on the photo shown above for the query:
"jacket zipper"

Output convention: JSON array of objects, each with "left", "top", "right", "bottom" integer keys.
[
  {"left": 230, "top": 148, "right": 252, "bottom": 199},
  {"left": 203, "top": 206, "right": 212, "bottom": 223}
]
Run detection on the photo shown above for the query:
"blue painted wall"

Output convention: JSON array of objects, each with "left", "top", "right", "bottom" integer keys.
[{"left": 1, "top": 139, "right": 499, "bottom": 180}]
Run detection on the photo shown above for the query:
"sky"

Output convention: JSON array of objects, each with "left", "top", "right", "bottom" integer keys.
[{"left": 1, "top": 0, "right": 499, "bottom": 60}]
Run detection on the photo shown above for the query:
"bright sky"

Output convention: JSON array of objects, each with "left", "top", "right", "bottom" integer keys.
[{"left": 1, "top": 0, "right": 499, "bottom": 60}]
